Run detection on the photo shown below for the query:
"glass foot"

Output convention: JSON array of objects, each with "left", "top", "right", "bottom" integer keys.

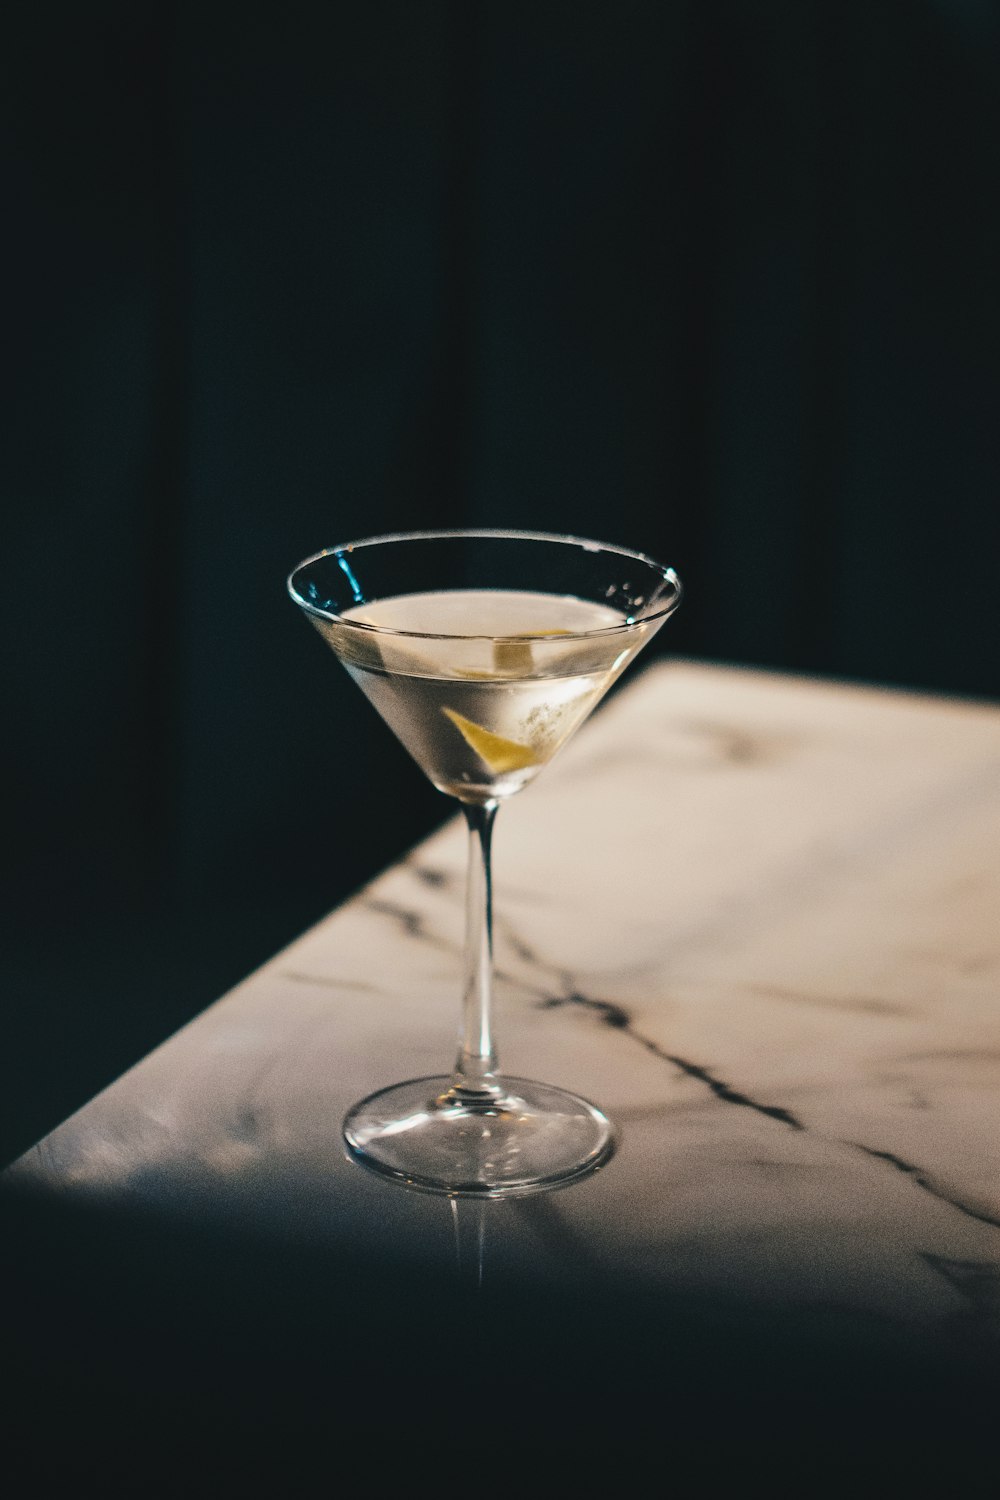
[{"left": 343, "top": 1076, "right": 614, "bottom": 1197}]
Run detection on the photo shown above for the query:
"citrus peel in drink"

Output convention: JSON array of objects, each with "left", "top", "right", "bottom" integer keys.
[
  {"left": 493, "top": 630, "right": 572, "bottom": 676},
  {"left": 441, "top": 707, "right": 538, "bottom": 774}
]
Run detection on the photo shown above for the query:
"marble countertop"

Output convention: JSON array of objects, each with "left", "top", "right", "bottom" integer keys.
[{"left": 6, "top": 661, "right": 1000, "bottom": 1471}]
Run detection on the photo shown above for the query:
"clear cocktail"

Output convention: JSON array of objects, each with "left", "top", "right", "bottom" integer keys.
[{"left": 289, "top": 531, "right": 681, "bottom": 1195}]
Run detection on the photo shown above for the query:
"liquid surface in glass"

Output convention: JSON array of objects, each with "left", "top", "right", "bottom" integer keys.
[{"left": 330, "top": 588, "right": 637, "bottom": 801}]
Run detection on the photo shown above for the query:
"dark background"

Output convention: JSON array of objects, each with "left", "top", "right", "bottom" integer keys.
[{"left": 4, "top": 0, "right": 999, "bottom": 1165}]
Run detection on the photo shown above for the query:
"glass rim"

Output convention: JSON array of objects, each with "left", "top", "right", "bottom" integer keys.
[{"left": 286, "top": 527, "right": 683, "bottom": 642}]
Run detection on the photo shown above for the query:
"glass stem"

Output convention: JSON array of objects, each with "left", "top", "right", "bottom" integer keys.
[{"left": 452, "top": 799, "right": 501, "bottom": 1097}]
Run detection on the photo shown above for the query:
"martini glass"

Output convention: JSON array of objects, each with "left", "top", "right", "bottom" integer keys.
[{"left": 288, "top": 530, "right": 681, "bottom": 1196}]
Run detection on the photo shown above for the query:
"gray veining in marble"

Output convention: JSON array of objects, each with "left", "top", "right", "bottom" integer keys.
[{"left": 7, "top": 662, "right": 1000, "bottom": 1350}]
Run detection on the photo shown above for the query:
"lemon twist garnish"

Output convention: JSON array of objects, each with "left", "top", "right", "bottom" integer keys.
[
  {"left": 441, "top": 707, "right": 538, "bottom": 774},
  {"left": 493, "top": 630, "right": 572, "bottom": 677},
  {"left": 492, "top": 639, "right": 535, "bottom": 675}
]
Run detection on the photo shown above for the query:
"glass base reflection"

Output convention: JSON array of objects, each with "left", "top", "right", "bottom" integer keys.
[{"left": 343, "top": 1075, "right": 614, "bottom": 1198}]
